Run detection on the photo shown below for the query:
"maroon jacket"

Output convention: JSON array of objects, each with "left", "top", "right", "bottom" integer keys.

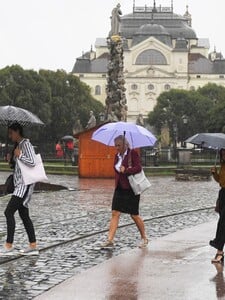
[{"left": 114, "top": 148, "right": 142, "bottom": 190}]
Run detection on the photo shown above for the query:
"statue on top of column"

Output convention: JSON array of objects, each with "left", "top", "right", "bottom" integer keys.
[
  {"left": 110, "top": 3, "right": 122, "bottom": 36},
  {"left": 105, "top": 4, "right": 127, "bottom": 122}
]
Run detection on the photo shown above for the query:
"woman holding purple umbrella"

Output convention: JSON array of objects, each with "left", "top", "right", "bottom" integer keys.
[{"left": 101, "top": 135, "right": 148, "bottom": 249}]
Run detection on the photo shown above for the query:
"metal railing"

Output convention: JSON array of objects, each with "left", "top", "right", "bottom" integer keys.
[
  {"left": 134, "top": 6, "right": 172, "bottom": 13},
  {"left": 0, "top": 145, "right": 218, "bottom": 168},
  {"left": 140, "top": 148, "right": 217, "bottom": 167}
]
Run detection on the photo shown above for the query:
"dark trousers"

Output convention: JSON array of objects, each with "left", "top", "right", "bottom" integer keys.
[
  {"left": 4, "top": 195, "right": 36, "bottom": 244},
  {"left": 215, "top": 188, "right": 225, "bottom": 251}
]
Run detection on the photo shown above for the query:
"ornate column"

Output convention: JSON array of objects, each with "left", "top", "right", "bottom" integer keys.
[
  {"left": 105, "top": 35, "right": 127, "bottom": 122},
  {"left": 105, "top": 5, "right": 127, "bottom": 122}
]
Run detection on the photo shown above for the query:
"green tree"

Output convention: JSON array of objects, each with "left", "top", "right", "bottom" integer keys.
[
  {"left": 198, "top": 83, "right": 225, "bottom": 133},
  {"left": 0, "top": 65, "right": 104, "bottom": 145},
  {"left": 0, "top": 65, "right": 51, "bottom": 121},
  {"left": 39, "top": 69, "right": 104, "bottom": 140},
  {"left": 147, "top": 89, "right": 213, "bottom": 142},
  {"left": 0, "top": 65, "right": 51, "bottom": 143}
]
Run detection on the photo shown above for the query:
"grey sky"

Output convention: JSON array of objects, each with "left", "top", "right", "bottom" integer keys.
[{"left": 0, "top": 0, "right": 224, "bottom": 72}]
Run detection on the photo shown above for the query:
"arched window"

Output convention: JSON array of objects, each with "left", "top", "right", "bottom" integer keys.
[
  {"left": 135, "top": 49, "right": 167, "bottom": 65},
  {"left": 95, "top": 85, "right": 101, "bottom": 95}
]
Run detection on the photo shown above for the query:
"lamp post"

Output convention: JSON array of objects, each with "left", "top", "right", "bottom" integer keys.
[
  {"left": 182, "top": 115, "right": 188, "bottom": 148},
  {"left": 173, "top": 123, "right": 178, "bottom": 160}
]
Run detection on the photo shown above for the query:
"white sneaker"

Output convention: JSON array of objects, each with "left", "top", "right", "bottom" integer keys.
[
  {"left": 100, "top": 240, "right": 115, "bottom": 249},
  {"left": 20, "top": 247, "right": 39, "bottom": 256},
  {"left": 0, "top": 246, "right": 16, "bottom": 256},
  {"left": 139, "top": 239, "right": 149, "bottom": 249}
]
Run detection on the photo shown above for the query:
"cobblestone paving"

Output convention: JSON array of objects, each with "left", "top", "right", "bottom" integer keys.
[{"left": 0, "top": 173, "right": 219, "bottom": 299}]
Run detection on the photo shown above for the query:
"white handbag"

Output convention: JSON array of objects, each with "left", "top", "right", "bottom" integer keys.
[
  {"left": 128, "top": 170, "right": 151, "bottom": 195},
  {"left": 127, "top": 152, "right": 151, "bottom": 195},
  {"left": 17, "top": 154, "right": 48, "bottom": 185}
]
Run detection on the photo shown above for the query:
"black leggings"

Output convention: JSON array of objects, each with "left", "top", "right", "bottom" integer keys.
[
  {"left": 215, "top": 188, "right": 225, "bottom": 251},
  {"left": 4, "top": 195, "right": 36, "bottom": 244}
]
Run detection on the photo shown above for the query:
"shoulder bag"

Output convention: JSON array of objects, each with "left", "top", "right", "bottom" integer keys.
[
  {"left": 17, "top": 154, "right": 48, "bottom": 185},
  {"left": 4, "top": 174, "right": 14, "bottom": 194},
  {"left": 127, "top": 152, "right": 151, "bottom": 195}
]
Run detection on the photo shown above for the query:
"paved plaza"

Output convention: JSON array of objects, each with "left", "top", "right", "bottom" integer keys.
[
  {"left": 0, "top": 173, "right": 219, "bottom": 299},
  {"left": 36, "top": 221, "right": 221, "bottom": 300}
]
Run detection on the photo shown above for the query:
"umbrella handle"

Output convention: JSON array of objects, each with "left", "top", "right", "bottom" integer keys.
[
  {"left": 215, "top": 149, "right": 219, "bottom": 166},
  {"left": 123, "top": 131, "right": 126, "bottom": 154}
]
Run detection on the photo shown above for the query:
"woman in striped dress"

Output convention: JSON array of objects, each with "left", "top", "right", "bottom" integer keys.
[{"left": 1, "top": 123, "right": 38, "bottom": 255}]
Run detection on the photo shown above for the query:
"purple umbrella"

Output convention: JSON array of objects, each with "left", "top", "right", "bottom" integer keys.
[{"left": 92, "top": 122, "right": 157, "bottom": 148}]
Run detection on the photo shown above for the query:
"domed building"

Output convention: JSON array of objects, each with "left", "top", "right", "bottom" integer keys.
[
  {"left": 72, "top": 2, "right": 225, "bottom": 121},
  {"left": 132, "top": 23, "right": 172, "bottom": 47}
]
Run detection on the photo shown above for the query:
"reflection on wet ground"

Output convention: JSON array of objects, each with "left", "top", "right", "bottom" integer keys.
[
  {"left": 211, "top": 264, "right": 225, "bottom": 299},
  {"left": 36, "top": 222, "right": 223, "bottom": 300},
  {"left": 0, "top": 173, "right": 220, "bottom": 299}
]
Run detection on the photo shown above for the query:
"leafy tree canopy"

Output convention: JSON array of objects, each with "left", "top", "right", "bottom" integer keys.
[
  {"left": 0, "top": 65, "right": 104, "bottom": 143},
  {"left": 147, "top": 84, "right": 225, "bottom": 142},
  {"left": 198, "top": 83, "right": 225, "bottom": 133}
]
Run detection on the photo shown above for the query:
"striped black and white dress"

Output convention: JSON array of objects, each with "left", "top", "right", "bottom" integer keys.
[{"left": 13, "top": 139, "right": 36, "bottom": 207}]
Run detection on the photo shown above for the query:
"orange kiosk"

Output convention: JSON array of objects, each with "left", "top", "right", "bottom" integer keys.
[{"left": 74, "top": 125, "right": 115, "bottom": 178}]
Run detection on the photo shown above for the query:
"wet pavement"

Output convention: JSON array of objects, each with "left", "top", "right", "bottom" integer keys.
[
  {"left": 0, "top": 173, "right": 220, "bottom": 299},
  {"left": 36, "top": 221, "right": 221, "bottom": 300}
]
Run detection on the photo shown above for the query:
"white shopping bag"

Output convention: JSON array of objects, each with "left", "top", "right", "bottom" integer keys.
[{"left": 17, "top": 154, "right": 48, "bottom": 185}]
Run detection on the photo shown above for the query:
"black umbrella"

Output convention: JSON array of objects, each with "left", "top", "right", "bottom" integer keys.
[
  {"left": 186, "top": 133, "right": 225, "bottom": 150},
  {"left": 0, "top": 105, "right": 44, "bottom": 153},
  {"left": 0, "top": 105, "right": 44, "bottom": 126},
  {"left": 185, "top": 133, "right": 225, "bottom": 165},
  {"left": 61, "top": 135, "right": 74, "bottom": 141}
]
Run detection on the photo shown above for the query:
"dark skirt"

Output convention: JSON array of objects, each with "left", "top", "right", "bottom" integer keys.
[
  {"left": 218, "top": 188, "right": 225, "bottom": 213},
  {"left": 112, "top": 187, "right": 140, "bottom": 215}
]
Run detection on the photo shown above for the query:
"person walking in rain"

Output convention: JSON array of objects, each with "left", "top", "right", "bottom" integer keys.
[
  {"left": 210, "top": 148, "right": 225, "bottom": 263},
  {"left": 0, "top": 123, "right": 38, "bottom": 255},
  {"left": 55, "top": 140, "right": 63, "bottom": 159},
  {"left": 101, "top": 135, "right": 148, "bottom": 249}
]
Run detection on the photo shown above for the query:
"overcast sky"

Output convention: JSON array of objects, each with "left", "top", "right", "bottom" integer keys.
[{"left": 0, "top": 0, "right": 224, "bottom": 72}]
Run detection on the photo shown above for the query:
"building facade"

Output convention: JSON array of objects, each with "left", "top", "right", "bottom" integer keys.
[{"left": 72, "top": 2, "right": 225, "bottom": 121}]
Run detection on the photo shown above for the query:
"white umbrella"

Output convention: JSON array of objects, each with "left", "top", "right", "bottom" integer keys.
[
  {"left": 92, "top": 122, "right": 157, "bottom": 148},
  {"left": 0, "top": 105, "right": 44, "bottom": 127}
]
